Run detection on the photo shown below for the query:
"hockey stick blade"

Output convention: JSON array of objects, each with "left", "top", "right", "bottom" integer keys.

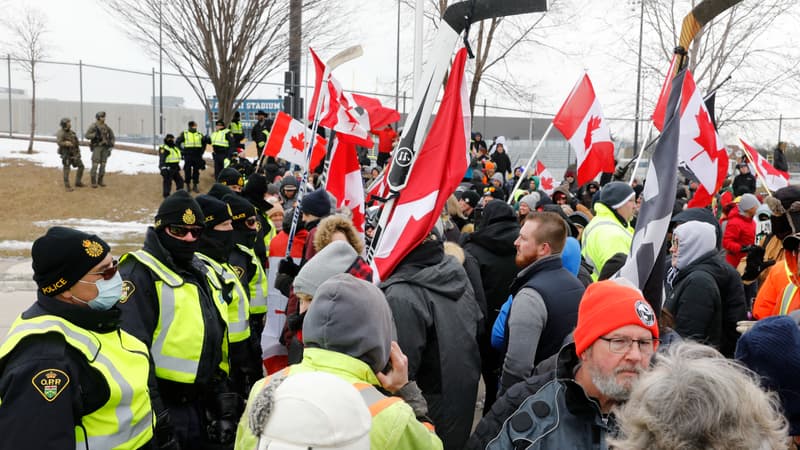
[
  {"left": 444, "top": 0, "right": 547, "bottom": 32},
  {"left": 327, "top": 45, "right": 364, "bottom": 70}
]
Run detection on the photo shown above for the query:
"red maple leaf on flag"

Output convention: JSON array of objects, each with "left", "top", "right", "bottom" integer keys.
[
  {"left": 289, "top": 133, "right": 305, "bottom": 151},
  {"left": 584, "top": 116, "right": 601, "bottom": 150},
  {"left": 540, "top": 176, "right": 554, "bottom": 191},
  {"left": 690, "top": 107, "right": 722, "bottom": 162}
]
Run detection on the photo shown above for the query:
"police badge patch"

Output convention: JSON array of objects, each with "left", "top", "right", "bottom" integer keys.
[
  {"left": 119, "top": 280, "right": 136, "bottom": 304},
  {"left": 32, "top": 369, "right": 70, "bottom": 402},
  {"left": 231, "top": 265, "right": 245, "bottom": 279}
]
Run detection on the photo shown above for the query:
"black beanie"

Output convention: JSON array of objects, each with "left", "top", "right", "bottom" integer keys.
[
  {"left": 217, "top": 167, "right": 244, "bottom": 188},
  {"left": 155, "top": 190, "right": 204, "bottom": 229},
  {"left": 242, "top": 173, "right": 273, "bottom": 213},
  {"left": 224, "top": 194, "right": 257, "bottom": 224},
  {"left": 208, "top": 182, "right": 235, "bottom": 200},
  {"left": 195, "top": 194, "right": 232, "bottom": 228},
  {"left": 300, "top": 188, "right": 332, "bottom": 218},
  {"left": 32, "top": 227, "right": 110, "bottom": 296}
]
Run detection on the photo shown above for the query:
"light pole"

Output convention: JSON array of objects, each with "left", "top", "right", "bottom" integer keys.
[
  {"left": 395, "top": 0, "right": 400, "bottom": 111},
  {"left": 633, "top": 0, "right": 645, "bottom": 156},
  {"left": 158, "top": 0, "right": 163, "bottom": 136}
]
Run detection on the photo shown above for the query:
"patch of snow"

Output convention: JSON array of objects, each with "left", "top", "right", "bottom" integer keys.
[
  {"left": 0, "top": 137, "right": 160, "bottom": 174},
  {"left": 0, "top": 241, "right": 34, "bottom": 251},
  {"left": 34, "top": 218, "right": 151, "bottom": 236}
]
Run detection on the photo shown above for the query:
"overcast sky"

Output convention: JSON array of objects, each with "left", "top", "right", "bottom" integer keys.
[{"left": 4, "top": 0, "right": 800, "bottom": 146}]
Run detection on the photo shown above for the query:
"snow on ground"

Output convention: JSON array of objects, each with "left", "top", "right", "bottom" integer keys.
[
  {"left": 0, "top": 137, "right": 160, "bottom": 174},
  {"left": 0, "top": 218, "right": 150, "bottom": 252}
]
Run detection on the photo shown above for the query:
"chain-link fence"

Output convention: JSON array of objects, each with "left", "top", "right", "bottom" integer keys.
[{"left": 2, "top": 55, "right": 797, "bottom": 172}]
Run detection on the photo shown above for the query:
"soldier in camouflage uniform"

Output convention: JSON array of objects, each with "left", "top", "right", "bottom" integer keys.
[
  {"left": 56, "top": 118, "right": 84, "bottom": 191},
  {"left": 84, "top": 111, "right": 116, "bottom": 188}
]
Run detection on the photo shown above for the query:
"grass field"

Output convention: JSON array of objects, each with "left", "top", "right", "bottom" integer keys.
[{"left": 0, "top": 151, "right": 220, "bottom": 257}]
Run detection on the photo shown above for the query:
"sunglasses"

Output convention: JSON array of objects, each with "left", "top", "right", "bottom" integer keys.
[
  {"left": 245, "top": 217, "right": 258, "bottom": 228},
  {"left": 87, "top": 259, "right": 119, "bottom": 280},
  {"left": 167, "top": 225, "right": 203, "bottom": 238}
]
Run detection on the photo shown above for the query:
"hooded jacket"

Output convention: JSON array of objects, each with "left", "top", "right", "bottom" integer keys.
[
  {"left": 381, "top": 242, "right": 482, "bottom": 450},
  {"left": 666, "top": 222, "right": 746, "bottom": 355}
]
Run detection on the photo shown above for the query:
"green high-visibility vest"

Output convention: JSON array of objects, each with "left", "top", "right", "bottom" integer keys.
[
  {"left": 211, "top": 129, "right": 230, "bottom": 148},
  {"left": 198, "top": 252, "right": 252, "bottom": 343},
  {"left": 161, "top": 144, "right": 182, "bottom": 164},
  {"left": 183, "top": 130, "right": 204, "bottom": 148},
  {"left": 229, "top": 121, "right": 243, "bottom": 135},
  {"left": 236, "top": 244, "right": 268, "bottom": 314},
  {"left": 122, "top": 250, "right": 230, "bottom": 380},
  {"left": 0, "top": 315, "right": 154, "bottom": 449}
]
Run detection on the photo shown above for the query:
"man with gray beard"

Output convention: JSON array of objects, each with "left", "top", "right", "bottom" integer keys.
[{"left": 470, "top": 280, "right": 659, "bottom": 450}]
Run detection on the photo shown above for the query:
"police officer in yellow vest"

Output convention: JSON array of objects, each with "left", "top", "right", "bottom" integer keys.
[
  {"left": 210, "top": 119, "right": 236, "bottom": 181},
  {"left": 223, "top": 194, "right": 268, "bottom": 395},
  {"left": 581, "top": 181, "right": 637, "bottom": 281},
  {"left": 229, "top": 111, "right": 245, "bottom": 154},
  {"left": 194, "top": 194, "right": 257, "bottom": 401},
  {"left": 118, "top": 190, "right": 239, "bottom": 449},
  {"left": 250, "top": 110, "right": 270, "bottom": 155},
  {"left": 0, "top": 227, "right": 153, "bottom": 449},
  {"left": 176, "top": 121, "right": 208, "bottom": 193},
  {"left": 159, "top": 134, "right": 184, "bottom": 199}
]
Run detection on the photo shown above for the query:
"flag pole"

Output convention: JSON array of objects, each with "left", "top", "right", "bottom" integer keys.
[
  {"left": 507, "top": 122, "right": 554, "bottom": 203},
  {"left": 629, "top": 120, "right": 653, "bottom": 186},
  {"left": 740, "top": 140, "right": 773, "bottom": 195}
]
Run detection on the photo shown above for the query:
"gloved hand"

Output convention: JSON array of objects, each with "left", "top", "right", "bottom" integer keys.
[
  {"left": 742, "top": 246, "right": 768, "bottom": 281},
  {"left": 274, "top": 272, "right": 293, "bottom": 297},
  {"left": 206, "top": 419, "right": 236, "bottom": 444},
  {"left": 160, "top": 167, "right": 170, "bottom": 177},
  {"left": 278, "top": 257, "right": 300, "bottom": 277},
  {"left": 154, "top": 410, "right": 181, "bottom": 450},
  {"left": 740, "top": 245, "right": 758, "bottom": 253},
  {"left": 205, "top": 392, "right": 241, "bottom": 444}
]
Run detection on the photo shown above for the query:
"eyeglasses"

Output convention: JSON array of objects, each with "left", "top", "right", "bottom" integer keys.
[
  {"left": 245, "top": 217, "right": 258, "bottom": 228},
  {"left": 598, "top": 336, "right": 659, "bottom": 355},
  {"left": 167, "top": 225, "right": 203, "bottom": 238},
  {"left": 86, "top": 259, "right": 119, "bottom": 280}
]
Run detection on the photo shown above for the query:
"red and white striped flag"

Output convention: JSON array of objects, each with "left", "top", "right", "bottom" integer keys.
[
  {"left": 325, "top": 137, "right": 366, "bottom": 232},
  {"left": 534, "top": 160, "right": 556, "bottom": 195},
  {"left": 309, "top": 48, "right": 399, "bottom": 148},
  {"left": 263, "top": 111, "right": 326, "bottom": 169},
  {"left": 552, "top": 74, "right": 615, "bottom": 186},
  {"left": 651, "top": 54, "right": 678, "bottom": 132},
  {"left": 370, "top": 47, "right": 471, "bottom": 281},
  {"left": 741, "top": 138, "right": 790, "bottom": 192}
]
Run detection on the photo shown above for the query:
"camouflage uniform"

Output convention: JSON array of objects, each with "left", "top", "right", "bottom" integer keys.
[
  {"left": 56, "top": 123, "right": 84, "bottom": 191},
  {"left": 84, "top": 119, "right": 116, "bottom": 187}
]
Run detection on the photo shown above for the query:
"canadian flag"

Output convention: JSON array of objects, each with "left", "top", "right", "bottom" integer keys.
[
  {"left": 325, "top": 137, "right": 366, "bottom": 232},
  {"left": 552, "top": 74, "right": 615, "bottom": 186},
  {"left": 370, "top": 47, "right": 471, "bottom": 281},
  {"left": 366, "top": 165, "right": 390, "bottom": 203},
  {"left": 678, "top": 70, "right": 728, "bottom": 207},
  {"left": 263, "top": 111, "right": 326, "bottom": 170},
  {"left": 741, "top": 138, "right": 790, "bottom": 192},
  {"left": 534, "top": 161, "right": 556, "bottom": 195},
  {"left": 651, "top": 54, "right": 678, "bottom": 132},
  {"left": 309, "top": 48, "right": 400, "bottom": 148}
]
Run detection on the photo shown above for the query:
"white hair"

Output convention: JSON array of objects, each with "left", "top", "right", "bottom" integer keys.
[{"left": 612, "top": 341, "right": 788, "bottom": 450}]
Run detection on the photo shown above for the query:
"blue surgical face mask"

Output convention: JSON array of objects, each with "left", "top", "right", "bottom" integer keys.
[{"left": 74, "top": 272, "right": 123, "bottom": 311}]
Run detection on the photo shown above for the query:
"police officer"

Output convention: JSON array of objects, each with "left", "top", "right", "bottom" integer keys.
[
  {"left": 176, "top": 121, "right": 208, "bottom": 193},
  {"left": 217, "top": 167, "right": 244, "bottom": 193},
  {"left": 250, "top": 110, "right": 269, "bottom": 155},
  {"left": 229, "top": 111, "right": 245, "bottom": 153},
  {"left": 159, "top": 134, "right": 184, "bottom": 199},
  {"left": 194, "top": 195, "right": 257, "bottom": 401},
  {"left": 56, "top": 118, "right": 85, "bottom": 191},
  {"left": 210, "top": 119, "right": 235, "bottom": 180},
  {"left": 85, "top": 111, "right": 115, "bottom": 188},
  {"left": 0, "top": 227, "right": 154, "bottom": 449},
  {"left": 224, "top": 194, "right": 267, "bottom": 388},
  {"left": 118, "top": 191, "right": 239, "bottom": 448}
]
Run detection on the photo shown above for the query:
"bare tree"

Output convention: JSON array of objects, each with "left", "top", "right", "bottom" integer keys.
[
  {"left": 630, "top": 0, "right": 800, "bottom": 135},
  {"left": 104, "top": 0, "right": 346, "bottom": 127},
  {"left": 10, "top": 8, "right": 49, "bottom": 153}
]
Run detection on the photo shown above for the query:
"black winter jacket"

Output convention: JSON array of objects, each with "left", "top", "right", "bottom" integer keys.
[
  {"left": 381, "top": 243, "right": 482, "bottom": 450},
  {"left": 664, "top": 251, "right": 746, "bottom": 356}
]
